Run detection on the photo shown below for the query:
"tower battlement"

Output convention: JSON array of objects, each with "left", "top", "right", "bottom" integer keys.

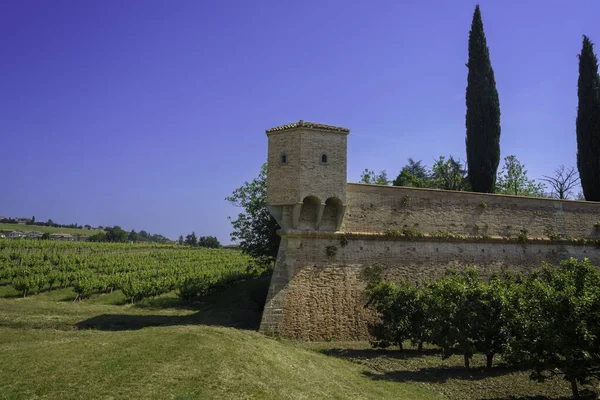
[{"left": 266, "top": 120, "right": 349, "bottom": 231}]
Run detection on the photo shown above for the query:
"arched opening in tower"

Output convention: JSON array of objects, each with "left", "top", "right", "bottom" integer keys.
[
  {"left": 298, "top": 196, "right": 321, "bottom": 230},
  {"left": 321, "top": 197, "right": 343, "bottom": 231}
]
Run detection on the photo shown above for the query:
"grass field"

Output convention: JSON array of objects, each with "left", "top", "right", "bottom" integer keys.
[
  {"left": 0, "top": 277, "right": 439, "bottom": 400},
  {"left": 0, "top": 275, "right": 576, "bottom": 400},
  {"left": 0, "top": 223, "right": 102, "bottom": 236}
]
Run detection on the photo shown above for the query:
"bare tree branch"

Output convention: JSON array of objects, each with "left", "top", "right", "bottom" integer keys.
[{"left": 541, "top": 165, "right": 580, "bottom": 200}]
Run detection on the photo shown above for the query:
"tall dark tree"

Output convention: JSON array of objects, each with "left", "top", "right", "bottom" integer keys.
[
  {"left": 576, "top": 35, "right": 600, "bottom": 201},
  {"left": 465, "top": 4, "right": 501, "bottom": 193}
]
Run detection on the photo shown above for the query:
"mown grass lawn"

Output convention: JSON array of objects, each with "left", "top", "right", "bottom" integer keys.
[
  {"left": 0, "top": 275, "right": 580, "bottom": 400},
  {"left": 0, "top": 277, "right": 440, "bottom": 400}
]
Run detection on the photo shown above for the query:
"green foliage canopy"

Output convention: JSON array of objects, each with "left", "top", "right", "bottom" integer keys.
[
  {"left": 226, "top": 163, "right": 280, "bottom": 261},
  {"left": 495, "top": 155, "right": 545, "bottom": 197}
]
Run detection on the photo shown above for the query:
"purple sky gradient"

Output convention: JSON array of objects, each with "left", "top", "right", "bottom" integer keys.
[{"left": 1, "top": 0, "right": 599, "bottom": 243}]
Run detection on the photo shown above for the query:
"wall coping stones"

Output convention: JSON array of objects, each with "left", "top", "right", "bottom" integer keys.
[
  {"left": 277, "top": 229, "right": 600, "bottom": 247},
  {"left": 347, "top": 182, "right": 600, "bottom": 206}
]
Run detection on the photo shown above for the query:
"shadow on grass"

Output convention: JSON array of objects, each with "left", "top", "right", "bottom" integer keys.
[
  {"left": 321, "top": 347, "right": 441, "bottom": 360},
  {"left": 75, "top": 274, "right": 271, "bottom": 332},
  {"left": 0, "top": 292, "right": 25, "bottom": 299},
  {"left": 484, "top": 396, "right": 585, "bottom": 400},
  {"left": 363, "top": 364, "right": 521, "bottom": 384}
]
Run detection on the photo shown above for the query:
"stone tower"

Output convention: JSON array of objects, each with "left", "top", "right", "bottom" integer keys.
[{"left": 265, "top": 120, "right": 350, "bottom": 231}]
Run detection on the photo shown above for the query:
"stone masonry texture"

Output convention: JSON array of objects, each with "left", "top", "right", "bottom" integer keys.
[
  {"left": 259, "top": 122, "right": 600, "bottom": 340},
  {"left": 260, "top": 233, "right": 600, "bottom": 340}
]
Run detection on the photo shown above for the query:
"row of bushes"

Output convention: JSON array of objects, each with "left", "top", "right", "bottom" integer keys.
[{"left": 364, "top": 258, "right": 600, "bottom": 398}]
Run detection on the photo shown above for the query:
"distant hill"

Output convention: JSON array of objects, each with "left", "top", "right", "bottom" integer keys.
[{"left": 0, "top": 223, "right": 103, "bottom": 237}]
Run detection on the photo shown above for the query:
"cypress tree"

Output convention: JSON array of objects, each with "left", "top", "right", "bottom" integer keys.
[
  {"left": 465, "top": 5, "right": 501, "bottom": 193},
  {"left": 576, "top": 35, "right": 600, "bottom": 201}
]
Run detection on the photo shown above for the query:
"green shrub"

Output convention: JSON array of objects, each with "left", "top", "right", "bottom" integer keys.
[
  {"left": 517, "top": 229, "right": 528, "bottom": 243},
  {"left": 339, "top": 235, "right": 349, "bottom": 248},
  {"left": 325, "top": 245, "right": 337, "bottom": 258},
  {"left": 177, "top": 276, "right": 213, "bottom": 303}
]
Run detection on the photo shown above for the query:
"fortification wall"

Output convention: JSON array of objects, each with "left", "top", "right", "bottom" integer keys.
[
  {"left": 260, "top": 232, "right": 600, "bottom": 340},
  {"left": 260, "top": 185, "right": 600, "bottom": 341},
  {"left": 343, "top": 183, "right": 600, "bottom": 239},
  {"left": 261, "top": 121, "right": 600, "bottom": 341}
]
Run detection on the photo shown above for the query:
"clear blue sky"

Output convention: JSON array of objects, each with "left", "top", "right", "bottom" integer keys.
[{"left": 1, "top": 0, "right": 599, "bottom": 243}]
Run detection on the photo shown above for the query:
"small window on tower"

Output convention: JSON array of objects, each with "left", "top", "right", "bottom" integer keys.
[
  {"left": 321, "top": 153, "right": 328, "bottom": 164},
  {"left": 280, "top": 153, "right": 288, "bottom": 164}
]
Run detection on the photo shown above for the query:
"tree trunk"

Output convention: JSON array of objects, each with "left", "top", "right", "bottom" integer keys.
[
  {"left": 398, "top": 342, "right": 403, "bottom": 351},
  {"left": 417, "top": 341, "right": 423, "bottom": 352},
  {"left": 486, "top": 353, "right": 494, "bottom": 369},
  {"left": 571, "top": 378, "right": 579, "bottom": 399},
  {"left": 464, "top": 354, "right": 470, "bottom": 369}
]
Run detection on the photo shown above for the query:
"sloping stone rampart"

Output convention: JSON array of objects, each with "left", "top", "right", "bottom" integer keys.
[{"left": 260, "top": 231, "right": 600, "bottom": 340}]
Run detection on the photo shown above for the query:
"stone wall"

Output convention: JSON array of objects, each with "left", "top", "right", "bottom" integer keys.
[
  {"left": 260, "top": 231, "right": 600, "bottom": 340},
  {"left": 343, "top": 183, "right": 600, "bottom": 239}
]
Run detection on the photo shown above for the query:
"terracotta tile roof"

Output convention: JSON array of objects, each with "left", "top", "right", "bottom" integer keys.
[{"left": 266, "top": 120, "right": 349, "bottom": 134}]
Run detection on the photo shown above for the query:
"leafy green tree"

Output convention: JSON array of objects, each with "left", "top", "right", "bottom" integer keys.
[
  {"left": 427, "top": 269, "right": 479, "bottom": 369},
  {"left": 465, "top": 4, "right": 501, "bottom": 193},
  {"left": 105, "top": 226, "right": 128, "bottom": 243},
  {"left": 87, "top": 231, "right": 107, "bottom": 242},
  {"left": 128, "top": 229, "right": 138, "bottom": 243},
  {"left": 198, "top": 236, "right": 221, "bottom": 248},
  {"left": 471, "top": 274, "right": 515, "bottom": 368},
  {"left": 185, "top": 232, "right": 198, "bottom": 246},
  {"left": 365, "top": 279, "right": 403, "bottom": 349},
  {"left": 138, "top": 230, "right": 150, "bottom": 242},
  {"left": 430, "top": 156, "right": 469, "bottom": 191},
  {"left": 506, "top": 258, "right": 600, "bottom": 398},
  {"left": 576, "top": 35, "right": 600, "bottom": 201},
  {"left": 359, "top": 169, "right": 390, "bottom": 185},
  {"left": 365, "top": 267, "right": 431, "bottom": 352},
  {"left": 496, "top": 155, "right": 545, "bottom": 197},
  {"left": 178, "top": 235, "right": 184, "bottom": 245},
  {"left": 226, "top": 163, "right": 280, "bottom": 260},
  {"left": 40, "top": 232, "right": 51, "bottom": 240},
  {"left": 427, "top": 268, "right": 512, "bottom": 369},
  {"left": 393, "top": 158, "right": 430, "bottom": 188}
]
